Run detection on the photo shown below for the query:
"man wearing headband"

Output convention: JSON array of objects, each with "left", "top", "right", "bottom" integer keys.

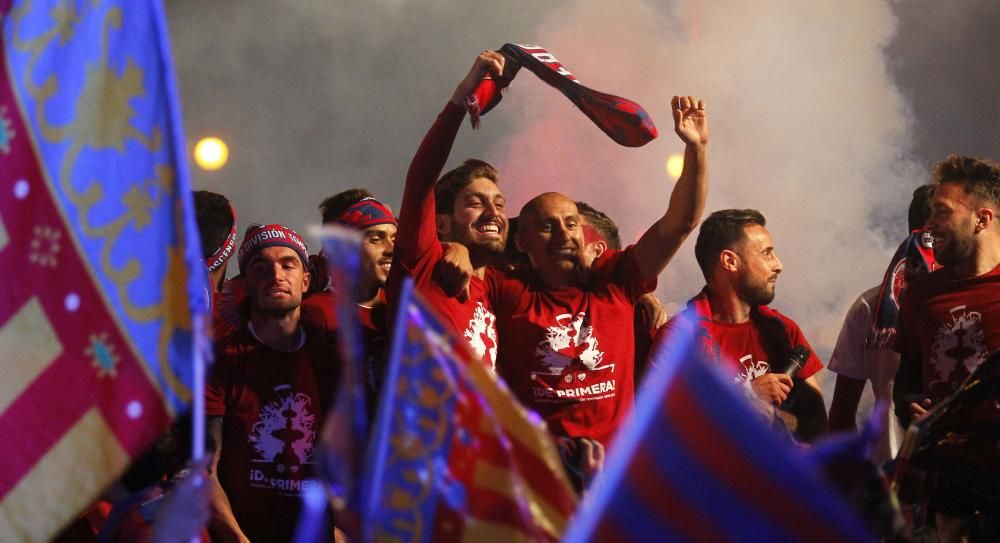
[
  {"left": 386, "top": 51, "right": 510, "bottom": 370},
  {"left": 304, "top": 189, "right": 396, "bottom": 414},
  {"left": 194, "top": 190, "right": 237, "bottom": 293},
  {"left": 205, "top": 223, "right": 339, "bottom": 542},
  {"left": 315, "top": 188, "right": 397, "bottom": 308}
]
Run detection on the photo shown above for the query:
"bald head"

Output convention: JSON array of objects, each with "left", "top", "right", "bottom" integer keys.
[{"left": 519, "top": 192, "right": 575, "bottom": 221}]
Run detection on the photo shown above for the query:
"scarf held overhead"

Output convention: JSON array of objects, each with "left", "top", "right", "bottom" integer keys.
[{"left": 467, "top": 43, "right": 658, "bottom": 147}]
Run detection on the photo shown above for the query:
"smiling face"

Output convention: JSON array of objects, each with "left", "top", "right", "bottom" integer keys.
[
  {"left": 244, "top": 246, "right": 311, "bottom": 316},
  {"left": 437, "top": 177, "right": 508, "bottom": 262},
  {"left": 516, "top": 193, "right": 585, "bottom": 285},
  {"left": 360, "top": 223, "right": 396, "bottom": 291},
  {"left": 734, "top": 224, "right": 783, "bottom": 306},
  {"left": 926, "top": 182, "right": 979, "bottom": 268}
]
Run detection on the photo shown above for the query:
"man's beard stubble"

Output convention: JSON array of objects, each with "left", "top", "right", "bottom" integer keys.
[{"left": 738, "top": 274, "right": 776, "bottom": 307}]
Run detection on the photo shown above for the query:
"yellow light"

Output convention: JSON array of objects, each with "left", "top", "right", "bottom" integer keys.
[
  {"left": 194, "top": 137, "right": 229, "bottom": 171},
  {"left": 666, "top": 153, "right": 684, "bottom": 179}
]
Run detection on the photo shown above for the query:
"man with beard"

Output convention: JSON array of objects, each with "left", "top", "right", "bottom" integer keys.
[
  {"left": 485, "top": 95, "right": 708, "bottom": 449},
  {"left": 659, "top": 209, "right": 824, "bottom": 417},
  {"left": 206, "top": 224, "right": 340, "bottom": 542},
  {"left": 894, "top": 156, "right": 1000, "bottom": 426},
  {"left": 892, "top": 155, "right": 1000, "bottom": 542},
  {"left": 387, "top": 51, "right": 509, "bottom": 369}
]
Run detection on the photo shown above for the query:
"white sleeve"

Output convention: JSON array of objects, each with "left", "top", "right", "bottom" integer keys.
[{"left": 827, "top": 293, "right": 873, "bottom": 381}]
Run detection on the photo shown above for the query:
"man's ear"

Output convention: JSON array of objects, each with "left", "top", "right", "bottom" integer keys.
[
  {"left": 301, "top": 269, "right": 312, "bottom": 292},
  {"left": 976, "top": 207, "right": 995, "bottom": 232},
  {"left": 720, "top": 249, "right": 740, "bottom": 272},
  {"left": 435, "top": 214, "right": 451, "bottom": 240},
  {"left": 593, "top": 240, "right": 608, "bottom": 259}
]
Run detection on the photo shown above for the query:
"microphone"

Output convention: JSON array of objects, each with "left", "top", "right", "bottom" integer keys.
[{"left": 774, "top": 345, "right": 811, "bottom": 379}]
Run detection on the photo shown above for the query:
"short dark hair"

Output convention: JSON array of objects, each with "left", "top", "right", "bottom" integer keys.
[
  {"left": 907, "top": 184, "right": 935, "bottom": 231},
  {"left": 694, "top": 209, "right": 767, "bottom": 279},
  {"left": 576, "top": 201, "right": 621, "bottom": 251},
  {"left": 932, "top": 154, "right": 1000, "bottom": 208},
  {"left": 193, "top": 190, "right": 234, "bottom": 259},
  {"left": 319, "top": 188, "right": 374, "bottom": 224},
  {"left": 434, "top": 159, "right": 499, "bottom": 215}
]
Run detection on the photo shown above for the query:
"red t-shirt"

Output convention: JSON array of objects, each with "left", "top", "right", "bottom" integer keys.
[
  {"left": 485, "top": 247, "right": 655, "bottom": 446},
  {"left": 895, "top": 263, "right": 1000, "bottom": 400},
  {"left": 657, "top": 307, "right": 823, "bottom": 385},
  {"left": 708, "top": 317, "right": 822, "bottom": 383},
  {"left": 385, "top": 102, "right": 498, "bottom": 369},
  {"left": 206, "top": 323, "right": 340, "bottom": 542}
]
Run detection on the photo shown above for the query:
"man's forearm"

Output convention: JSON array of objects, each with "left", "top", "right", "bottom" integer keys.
[
  {"left": 634, "top": 142, "right": 707, "bottom": 280},
  {"left": 893, "top": 351, "right": 925, "bottom": 428},
  {"left": 208, "top": 475, "right": 249, "bottom": 543},
  {"left": 829, "top": 374, "right": 866, "bottom": 431}
]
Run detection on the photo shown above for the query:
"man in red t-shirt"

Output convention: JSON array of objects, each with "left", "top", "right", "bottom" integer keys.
[
  {"left": 487, "top": 95, "right": 709, "bottom": 449},
  {"left": 894, "top": 155, "right": 1000, "bottom": 425},
  {"left": 893, "top": 155, "right": 1000, "bottom": 537},
  {"left": 658, "top": 209, "right": 825, "bottom": 439},
  {"left": 304, "top": 188, "right": 396, "bottom": 415},
  {"left": 386, "top": 51, "right": 510, "bottom": 370},
  {"left": 206, "top": 224, "right": 340, "bottom": 542}
]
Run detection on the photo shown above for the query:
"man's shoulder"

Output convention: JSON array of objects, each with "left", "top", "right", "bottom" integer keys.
[{"left": 757, "top": 305, "right": 807, "bottom": 335}]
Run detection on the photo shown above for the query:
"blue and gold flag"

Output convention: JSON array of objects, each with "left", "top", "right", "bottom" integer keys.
[
  {"left": 365, "top": 279, "right": 577, "bottom": 542},
  {"left": 0, "top": 0, "right": 204, "bottom": 540}
]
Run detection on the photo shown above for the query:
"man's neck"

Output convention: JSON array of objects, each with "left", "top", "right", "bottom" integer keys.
[
  {"left": 705, "top": 282, "right": 752, "bottom": 323},
  {"left": 249, "top": 308, "right": 303, "bottom": 351}
]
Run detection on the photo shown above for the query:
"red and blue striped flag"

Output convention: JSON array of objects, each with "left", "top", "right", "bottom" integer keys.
[
  {"left": 0, "top": 1, "right": 205, "bottom": 540},
  {"left": 364, "top": 279, "right": 577, "bottom": 542},
  {"left": 564, "top": 326, "right": 873, "bottom": 543}
]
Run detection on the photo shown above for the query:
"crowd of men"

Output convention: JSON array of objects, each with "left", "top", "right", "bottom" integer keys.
[{"left": 62, "top": 51, "right": 1000, "bottom": 542}]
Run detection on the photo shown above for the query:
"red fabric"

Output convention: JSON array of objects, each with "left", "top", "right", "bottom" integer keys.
[
  {"left": 467, "top": 43, "right": 658, "bottom": 147},
  {"left": 206, "top": 324, "right": 340, "bottom": 542},
  {"left": 657, "top": 288, "right": 823, "bottom": 381},
  {"left": 332, "top": 197, "right": 397, "bottom": 229},
  {"left": 485, "top": 247, "right": 655, "bottom": 446},
  {"left": 386, "top": 102, "right": 499, "bottom": 369},
  {"left": 895, "top": 263, "right": 1000, "bottom": 400},
  {"left": 706, "top": 319, "right": 822, "bottom": 382}
]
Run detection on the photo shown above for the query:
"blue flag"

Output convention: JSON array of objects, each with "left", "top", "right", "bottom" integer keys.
[
  {"left": 564, "top": 325, "right": 873, "bottom": 543},
  {"left": 0, "top": 1, "right": 204, "bottom": 539},
  {"left": 364, "top": 279, "right": 577, "bottom": 542}
]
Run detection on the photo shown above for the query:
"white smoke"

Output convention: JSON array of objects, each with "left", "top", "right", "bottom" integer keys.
[
  {"left": 484, "top": 0, "right": 923, "bottom": 358},
  {"left": 168, "top": 0, "right": 943, "bottom": 360}
]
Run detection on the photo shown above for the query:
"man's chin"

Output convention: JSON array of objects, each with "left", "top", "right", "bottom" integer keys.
[{"left": 469, "top": 239, "right": 506, "bottom": 256}]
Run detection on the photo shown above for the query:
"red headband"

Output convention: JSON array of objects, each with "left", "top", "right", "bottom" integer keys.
[
  {"left": 205, "top": 206, "right": 237, "bottom": 272},
  {"left": 237, "top": 224, "right": 309, "bottom": 274},
  {"left": 333, "top": 197, "right": 397, "bottom": 230}
]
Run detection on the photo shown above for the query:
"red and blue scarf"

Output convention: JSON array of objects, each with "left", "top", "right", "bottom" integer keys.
[
  {"left": 466, "top": 43, "right": 658, "bottom": 147},
  {"left": 867, "top": 230, "right": 936, "bottom": 347}
]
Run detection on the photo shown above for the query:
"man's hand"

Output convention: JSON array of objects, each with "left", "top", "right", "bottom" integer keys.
[
  {"left": 149, "top": 457, "right": 212, "bottom": 543},
  {"left": 750, "top": 373, "right": 793, "bottom": 405},
  {"left": 435, "top": 242, "right": 473, "bottom": 302},
  {"left": 450, "top": 51, "right": 506, "bottom": 106},
  {"left": 909, "top": 398, "right": 933, "bottom": 420},
  {"left": 558, "top": 437, "right": 606, "bottom": 491},
  {"left": 637, "top": 292, "right": 669, "bottom": 331},
  {"left": 671, "top": 95, "right": 709, "bottom": 146}
]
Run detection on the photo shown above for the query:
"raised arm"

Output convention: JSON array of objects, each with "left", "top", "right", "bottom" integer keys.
[
  {"left": 395, "top": 52, "right": 505, "bottom": 268},
  {"left": 633, "top": 95, "right": 709, "bottom": 281}
]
